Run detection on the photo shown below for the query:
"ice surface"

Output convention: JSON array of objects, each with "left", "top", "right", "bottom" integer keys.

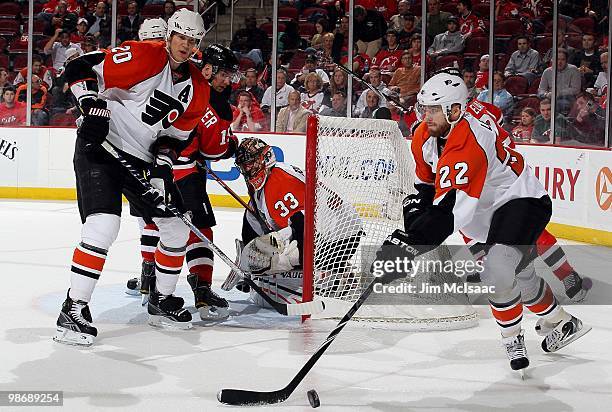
[{"left": 1, "top": 200, "right": 611, "bottom": 411}]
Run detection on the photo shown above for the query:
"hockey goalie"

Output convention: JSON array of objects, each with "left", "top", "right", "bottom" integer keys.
[{"left": 222, "top": 137, "right": 364, "bottom": 308}]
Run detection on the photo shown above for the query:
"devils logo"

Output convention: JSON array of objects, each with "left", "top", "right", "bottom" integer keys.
[{"left": 142, "top": 89, "right": 185, "bottom": 129}]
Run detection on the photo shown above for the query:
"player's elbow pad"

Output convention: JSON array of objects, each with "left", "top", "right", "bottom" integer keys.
[
  {"left": 407, "top": 206, "right": 454, "bottom": 246},
  {"left": 65, "top": 53, "right": 105, "bottom": 87}
]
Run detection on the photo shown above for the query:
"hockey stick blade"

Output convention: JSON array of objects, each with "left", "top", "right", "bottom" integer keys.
[
  {"left": 243, "top": 275, "right": 325, "bottom": 316},
  {"left": 217, "top": 388, "right": 290, "bottom": 406}
]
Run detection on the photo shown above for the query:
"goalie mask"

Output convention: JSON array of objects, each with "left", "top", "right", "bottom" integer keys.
[{"left": 235, "top": 138, "right": 276, "bottom": 191}]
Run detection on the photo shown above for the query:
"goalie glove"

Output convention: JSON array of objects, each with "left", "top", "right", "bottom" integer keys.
[{"left": 240, "top": 227, "right": 299, "bottom": 275}]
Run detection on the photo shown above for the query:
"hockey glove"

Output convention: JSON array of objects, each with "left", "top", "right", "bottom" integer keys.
[
  {"left": 144, "top": 152, "right": 182, "bottom": 213},
  {"left": 371, "top": 229, "right": 420, "bottom": 285},
  {"left": 77, "top": 98, "right": 111, "bottom": 146},
  {"left": 220, "top": 133, "right": 239, "bottom": 159}
]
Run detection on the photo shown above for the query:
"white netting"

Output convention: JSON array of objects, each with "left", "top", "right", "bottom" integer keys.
[{"left": 306, "top": 116, "right": 478, "bottom": 330}]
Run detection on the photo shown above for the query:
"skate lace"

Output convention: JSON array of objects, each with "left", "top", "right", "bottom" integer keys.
[
  {"left": 70, "top": 302, "right": 92, "bottom": 326},
  {"left": 563, "top": 273, "right": 578, "bottom": 290},
  {"left": 504, "top": 336, "right": 527, "bottom": 360}
]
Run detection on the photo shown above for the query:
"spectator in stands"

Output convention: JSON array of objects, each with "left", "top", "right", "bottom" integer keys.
[
  {"left": 457, "top": 0, "right": 485, "bottom": 39},
  {"left": 571, "top": 33, "right": 602, "bottom": 88},
  {"left": 478, "top": 71, "right": 514, "bottom": 122},
  {"left": 406, "top": 33, "right": 427, "bottom": 67},
  {"left": 475, "top": 54, "right": 489, "bottom": 93},
  {"left": 504, "top": 35, "right": 540, "bottom": 83},
  {"left": 542, "top": 28, "right": 576, "bottom": 70},
  {"left": 520, "top": 0, "right": 552, "bottom": 33},
  {"left": 0, "top": 86, "right": 26, "bottom": 127},
  {"left": 372, "top": 29, "right": 404, "bottom": 73},
  {"left": 569, "top": 92, "right": 606, "bottom": 146},
  {"left": 279, "top": 18, "right": 302, "bottom": 54},
  {"left": 261, "top": 69, "right": 295, "bottom": 113},
  {"left": 300, "top": 73, "right": 326, "bottom": 113},
  {"left": 316, "top": 33, "right": 336, "bottom": 71},
  {"left": 354, "top": 67, "right": 390, "bottom": 116},
  {"left": 462, "top": 68, "right": 478, "bottom": 99},
  {"left": 592, "top": 52, "right": 608, "bottom": 98},
  {"left": 13, "top": 55, "right": 53, "bottom": 91},
  {"left": 538, "top": 48, "right": 581, "bottom": 115},
  {"left": 50, "top": 48, "right": 80, "bottom": 116},
  {"left": 44, "top": 28, "right": 83, "bottom": 72},
  {"left": 511, "top": 107, "right": 536, "bottom": 142},
  {"left": 71, "top": 18, "right": 90, "bottom": 44},
  {"left": 161, "top": 1, "right": 176, "bottom": 22},
  {"left": 0, "top": 68, "right": 9, "bottom": 96},
  {"left": 427, "top": 16, "right": 465, "bottom": 58},
  {"left": 353, "top": 5, "right": 387, "bottom": 58},
  {"left": 532, "top": 98, "right": 574, "bottom": 143},
  {"left": 230, "top": 15, "right": 270, "bottom": 68},
  {"left": 319, "top": 90, "right": 348, "bottom": 117},
  {"left": 40, "top": 0, "right": 80, "bottom": 15},
  {"left": 397, "top": 13, "right": 418, "bottom": 49},
  {"left": 390, "top": 0, "right": 411, "bottom": 32},
  {"left": 423, "top": 0, "right": 451, "bottom": 41},
  {"left": 41, "top": 0, "right": 78, "bottom": 36},
  {"left": 119, "top": 1, "right": 144, "bottom": 43},
  {"left": 359, "top": 90, "right": 382, "bottom": 118},
  {"left": 16, "top": 75, "right": 49, "bottom": 126},
  {"left": 326, "top": 67, "right": 350, "bottom": 103},
  {"left": 311, "top": 18, "right": 331, "bottom": 51},
  {"left": 389, "top": 51, "right": 421, "bottom": 102},
  {"left": 235, "top": 68, "right": 264, "bottom": 104},
  {"left": 332, "top": 15, "right": 350, "bottom": 63},
  {"left": 277, "top": 90, "right": 310, "bottom": 133},
  {"left": 231, "top": 91, "right": 266, "bottom": 132},
  {"left": 290, "top": 54, "right": 330, "bottom": 91},
  {"left": 86, "top": 1, "right": 112, "bottom": 48}
]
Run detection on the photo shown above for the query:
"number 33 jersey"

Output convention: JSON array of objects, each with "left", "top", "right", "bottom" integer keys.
[
  {"left": 411, "top": 113, "right": 547, "bottom": 242},
  {"left": 74, "top": 41, "right": 210, "bottom": 162}
]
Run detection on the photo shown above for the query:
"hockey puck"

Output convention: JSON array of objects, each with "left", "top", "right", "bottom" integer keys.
[
  {"left": 307, "top": 389, "right": 320, "bottom": 408},
  {"left": 582, "top": 277, "right": 593, "bottom": 290}
]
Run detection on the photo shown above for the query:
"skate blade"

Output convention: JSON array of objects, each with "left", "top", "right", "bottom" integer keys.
[
  {"left": 545, "top": 325, "right": 593, "bottom": 352},
  {"left": 53, "top": 327, "right": 94, "bottom": 347},
  {"left": 197, "top": 306, "right": 229, "bottom": 320},
  {"left": 570, "top": 288, "right": 588, "bottom": 303},
  {"left": 125, "top": 289, "right": 141, "bottom": 296},
  {"left": 520, "top": 368, "right": 528, "bottom": 380},
  {"left": 141, "top": 293, "right": 149, "bottom": 306},
  {"left": 148, "top": 315, "right": 193, "bottom": 330}
]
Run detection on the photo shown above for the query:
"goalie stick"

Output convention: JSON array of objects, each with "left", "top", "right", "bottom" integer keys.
[
  {"left": 100, "top": 140, "right": 323, "bottom": 317},
  {"left": 334, "top": 63, "right": 414, "bottom": 115},
  {"left": 218, "top": 271, "right": 397, "bottom": 406}
]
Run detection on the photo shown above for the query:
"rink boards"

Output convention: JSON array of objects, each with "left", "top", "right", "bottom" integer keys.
[{"left": 0, "top": 126, "right": 610, "bottom": 245}]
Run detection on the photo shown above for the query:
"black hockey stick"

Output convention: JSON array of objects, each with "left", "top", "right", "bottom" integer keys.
[
  {"left": 100, "top": 140, "right": 324, "bottom": 317},
  {"left": 218, "top": 275, "right": 384, "bottom": 406},
  {"left": 334, "top": 63, "right": 414, "bottom": 115}
]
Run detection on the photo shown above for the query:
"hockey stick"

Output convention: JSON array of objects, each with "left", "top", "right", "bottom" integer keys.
[
  {"left": 201, "top": 163, "right": 273, "bottom": 232},
  {"left": 334, "top": 63, "right": 414, "bottom": 115},
  {"left": 218, "top": 276, "right": 384, "bottom": 406},
  {"left": 100, "top": 140, "right": 323, "bottom": 317}
]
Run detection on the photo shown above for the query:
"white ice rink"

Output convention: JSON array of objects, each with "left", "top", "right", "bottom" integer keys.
[{"left": 1, "top": 200, "right": 611, "bottom": 411}]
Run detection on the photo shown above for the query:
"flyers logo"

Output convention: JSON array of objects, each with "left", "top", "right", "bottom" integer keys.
[
  {"left": 595, "top": 167, "right": 612, "bottom": 211},
  {"left": 142, "top": 89, "right": 185, "bottom": 129}
]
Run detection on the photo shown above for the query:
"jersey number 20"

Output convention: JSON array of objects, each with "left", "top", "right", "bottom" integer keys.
[{"left": 275, "top": 192, "right": 299, "bottom": 217}]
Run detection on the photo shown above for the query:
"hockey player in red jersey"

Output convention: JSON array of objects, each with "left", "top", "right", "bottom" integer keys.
[
  {"left": 127, "top": 44, "right": 240, "bottom": 320},
  {"left": 379, "top": 73, "right": 590, "bottom": 372},
  {"left": 54, "top": 9, "right": 209, "bottom": 346},
  {"left": 462, "top": 98, "right": 591, "bottom": 302}
]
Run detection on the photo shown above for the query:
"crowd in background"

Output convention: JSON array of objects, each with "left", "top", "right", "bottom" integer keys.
[{"left": 0, "top": 0, "right": 609, "bottom": 146}]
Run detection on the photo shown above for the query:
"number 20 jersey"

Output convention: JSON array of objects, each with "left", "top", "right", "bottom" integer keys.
[
  {"left": 83, "top": 41, "right": 210, "bottom": 162},
  {"left": 411, "top": 113, "right": 547, "bottom": 242}
]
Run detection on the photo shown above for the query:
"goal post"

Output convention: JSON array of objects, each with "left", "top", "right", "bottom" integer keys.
[{"left": 302, "top": 115, "right": 478, "bottom": 330}]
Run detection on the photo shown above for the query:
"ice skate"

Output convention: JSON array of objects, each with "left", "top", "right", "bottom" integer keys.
[
  {"left": 542, "top": 315, "right": 591, "bottom": 353},
  {"left": 187, "top": 274, "right": 229, "bottom": 320},
  {"left": 502, "top": 331, "right": 529, "bottom": 376},
  {"left": 563, "top": 272, "right": 592, "bottom": 303},
  {"left": 125, "top": 261, "right": 155, "bottom": 305},
  {"left": 148, "top": 288, "right": 192, "bottom": 330},
  {"left": 54, "top": 290, "right": 97, "bottom": 347}
]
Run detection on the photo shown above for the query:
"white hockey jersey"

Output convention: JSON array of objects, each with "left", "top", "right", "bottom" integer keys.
[
  {"left": 73, "top": 41, "right": 210, "bottom": 162},
  {"left": 411, "top": 113, "right": 547, "bottom": 242}
]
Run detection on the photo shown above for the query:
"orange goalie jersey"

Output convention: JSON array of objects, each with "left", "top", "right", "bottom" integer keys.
[
  {"left": 411, "top": 113, "right": 547, "bottom": 242},
  {"left": 249, "top": 162, "right": 305, "bottom": 231}
]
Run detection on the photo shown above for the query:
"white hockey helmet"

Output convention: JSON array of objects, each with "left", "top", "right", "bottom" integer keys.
[
  {"left": 139, "top": 18, "right": 167, "bottom": 41},
  {"left": 165, "top": 8, "right": 206, "bottom": 48},
  {"left": 416, "top": 72, "right": 468, "bottom": 125}
]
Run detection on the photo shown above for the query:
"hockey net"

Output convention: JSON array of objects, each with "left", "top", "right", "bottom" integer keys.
[{"left": 302, "top": 115, "right": 478, "bottom": 330}]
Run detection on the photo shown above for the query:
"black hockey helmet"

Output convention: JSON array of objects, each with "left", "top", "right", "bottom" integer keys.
[{"left": 201, "top": 43, "right": 240, "bottom": 81}]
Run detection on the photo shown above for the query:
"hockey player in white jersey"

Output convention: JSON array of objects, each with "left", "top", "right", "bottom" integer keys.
[
  {"left": 223, "top": 138, "right": 363, "bottom": 306},
  {"left": 54, "top": 9, "right": 210, "bottom": 346},
  {"left": 376, "top": 73, "right": 590, "bottom": 372},
  {"left": 138, "top": 18, "right": 167, "bottom": 41}
]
